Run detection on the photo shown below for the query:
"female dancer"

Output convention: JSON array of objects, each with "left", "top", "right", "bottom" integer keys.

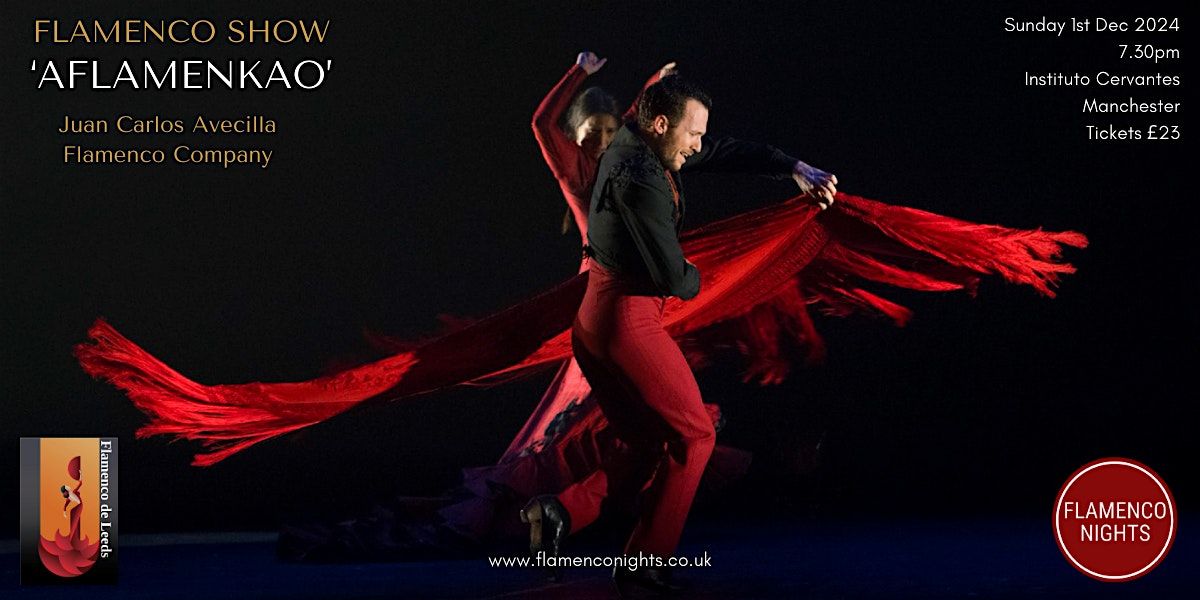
[{"left": 39, "top": 456, "right": 100, "bottom": 577}]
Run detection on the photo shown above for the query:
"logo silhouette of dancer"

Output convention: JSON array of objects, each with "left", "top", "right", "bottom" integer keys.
[{"left": 39, "top": 456, "right": 100, "bottom": 578}]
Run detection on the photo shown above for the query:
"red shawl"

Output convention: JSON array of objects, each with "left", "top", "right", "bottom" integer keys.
[{"left": 75, "top": 192, "right": 1086, "bottom": 466}]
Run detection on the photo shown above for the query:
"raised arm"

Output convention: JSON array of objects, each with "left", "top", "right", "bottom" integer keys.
[
  {"left": 612, "top": 176, "right": 701, "bottom": 300},
  {"left": 531, "top": 63, "right": 590, "bottom": 181},
  {"left": 623, "top": 62, "right": 677, "bottom": 123}
]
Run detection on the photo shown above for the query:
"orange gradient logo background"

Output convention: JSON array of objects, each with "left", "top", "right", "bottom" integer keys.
[{"left": 38, "top": 438, "right": 100, "bottom": 576}]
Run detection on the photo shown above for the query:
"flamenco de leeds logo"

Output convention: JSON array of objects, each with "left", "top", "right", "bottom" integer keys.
[{"left": 19, "top": 437, "right": 119, "bottom": 585}]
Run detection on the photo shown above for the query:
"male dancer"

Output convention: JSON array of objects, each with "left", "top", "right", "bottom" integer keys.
[{"left": 521, "top": 75, "right": 837, "bottom": 594}]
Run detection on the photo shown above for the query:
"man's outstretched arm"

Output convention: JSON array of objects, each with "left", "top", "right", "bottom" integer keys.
[{"left": 681, "top": 136, "right": 838, "bottom": 208}]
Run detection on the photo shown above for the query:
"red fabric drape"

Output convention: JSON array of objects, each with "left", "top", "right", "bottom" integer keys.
[{"left": 75, "top": 192, "right": 1086, "bottom": 466}]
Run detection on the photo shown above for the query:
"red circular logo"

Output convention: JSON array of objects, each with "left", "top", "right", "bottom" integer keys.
[{"left": 1054, "top": 457, "right": 1177, "bottom": 581}]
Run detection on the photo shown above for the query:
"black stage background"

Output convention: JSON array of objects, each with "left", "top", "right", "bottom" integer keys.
[{"left": 1, "top": 0, "right": 1191, "bottom": 559}]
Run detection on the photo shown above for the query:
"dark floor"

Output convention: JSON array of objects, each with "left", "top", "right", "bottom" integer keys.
[{"left": 2, "top": 516, "right": 1193, "bottom": 599}]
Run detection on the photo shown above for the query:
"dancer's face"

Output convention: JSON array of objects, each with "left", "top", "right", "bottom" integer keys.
[
  {"left": 574, "top": 113, "right": 619, "bottom": 160},
  {"left": 647, "top": 99, "right": 708, "bottom": 172}
]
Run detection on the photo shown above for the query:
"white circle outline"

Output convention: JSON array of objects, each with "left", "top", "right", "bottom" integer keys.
[{"left": 1054, "top": 460, "right": 1175, "bottom": 581}]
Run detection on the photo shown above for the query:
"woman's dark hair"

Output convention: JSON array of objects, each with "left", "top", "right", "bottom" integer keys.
[
  {"left": 564, "top": 87, "right": 621, "bottom": 133},
  {"left": 636, "top": 75, "right": 712, "bottom": 130},
  {"left": 560, "top": 87, "right": 621, "bottom": 235}
]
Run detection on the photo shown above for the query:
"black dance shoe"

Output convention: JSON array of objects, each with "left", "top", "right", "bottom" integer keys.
[
  {"left": 519, "top": 494, "right": 571, "bottom": 581},
  {"left": 612, "top": 564, "right": 685, "bottom": 597}
]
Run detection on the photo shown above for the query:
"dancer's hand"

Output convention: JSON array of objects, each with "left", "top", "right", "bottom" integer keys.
[
  {"left": 792, "top": 161, "right": 838, "bottom": 210},
  {"left": 658, "top": 61, "right": 678, "bottom": 78},
  {"left": 577, "top": 52, "right": 607, "bottom": 75}
]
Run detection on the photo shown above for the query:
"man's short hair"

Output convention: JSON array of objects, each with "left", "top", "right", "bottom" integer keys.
[{"left": 636, "top": 75, "right": 713, "bottom": 130}]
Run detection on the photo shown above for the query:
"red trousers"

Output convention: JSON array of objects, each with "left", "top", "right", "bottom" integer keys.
[{"left": 557, "top": 259, "right": 716, "bottom": 557}]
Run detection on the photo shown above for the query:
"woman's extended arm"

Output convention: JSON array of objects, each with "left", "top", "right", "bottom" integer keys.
[
  {"left": 532, "top": 56, "right": 600, "bottom": 181},
  {"left": 623, "top": 62, "right": 677, "bottom": 123}
]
